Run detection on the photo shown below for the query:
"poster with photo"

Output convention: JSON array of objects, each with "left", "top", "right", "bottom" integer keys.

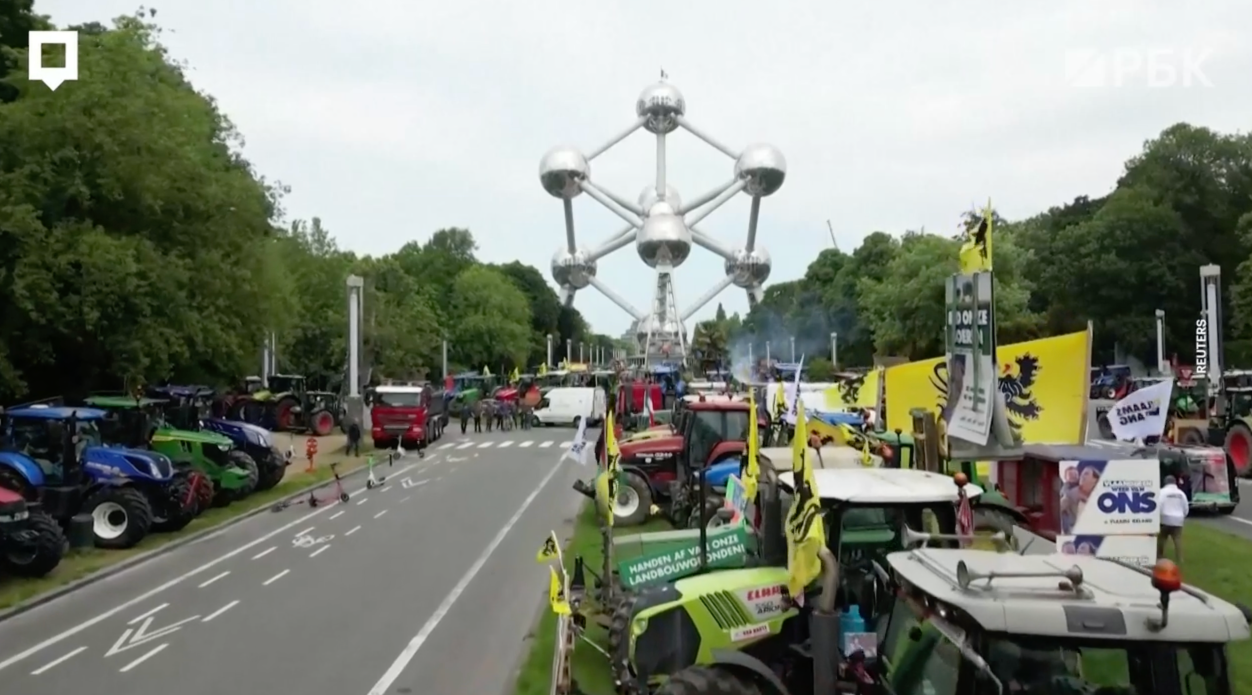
[
  {"left": 1058, "top": 459, "right": 1160, "bottom": 535},
  {"left": 1056, "top": 534, "right": 1156, "bottom": 566}
]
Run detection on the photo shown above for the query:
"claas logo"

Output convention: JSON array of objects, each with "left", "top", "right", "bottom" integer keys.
[{"left": 746, "top": 585, "right": 785, "bottom": 601}]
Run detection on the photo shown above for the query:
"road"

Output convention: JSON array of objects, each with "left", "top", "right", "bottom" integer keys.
[{"left": 0, "top": 428, "right": 595, "bottom": 695}]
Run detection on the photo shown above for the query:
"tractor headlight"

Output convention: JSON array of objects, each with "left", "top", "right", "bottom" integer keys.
[
  {"left": 148, "top": 461, "right": 161, "bottom": 478},
  {"left": 218, "top": 444, "right": 231, "bottom": 452},
  {"left": 0, "top": 510, "right": 29, "bottom": 522}
]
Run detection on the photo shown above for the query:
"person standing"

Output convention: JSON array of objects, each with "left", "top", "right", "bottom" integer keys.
[
  {"left": 485, "top": 401, "right": 495, "bottom": 432},
  {"left": 1157, "top": 475, "right": 1189, "bottom": 564},
  {"left": 459, "top": 402, "right": 470, "bottom": 434},
  {"left": 345, "top": 419, "right": 361, "bottom": 457},
  {"left": 472, "top": 400, "right": 483, "bottom": 433}
]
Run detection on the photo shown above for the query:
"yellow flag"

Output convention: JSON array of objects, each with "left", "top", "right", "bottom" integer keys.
[
  {"left": 482, "top": 365, "right": 493, "bottom": 377},
  {"left": 785, "top": 400, "right": 826, "bottom": 597},
  {"left": 536, "top": 530, "right": 561, "bottom": 563},
  {"left": 510, "top": 367, "right": 521, "bottom": 383},
  {"left": 539, "top": 363, "right": 548, "bottom": 376},
  {"left": 548, "top": 566, "right": 571, "bottom": 615},
  {"left": 596, "top": 410, "right": 619, "bottom": 527},
  {"left": 606, "top": 409, "right": 619, "bottom": 463},
  {"left": 772, "top": 381, "right": 786, "bottom": 419},
  {"left": 744, "top": 391, "right": 760, "bottom": 503},
  {"left": 958, "top": 200, "right": 993, "bottom": 275}
]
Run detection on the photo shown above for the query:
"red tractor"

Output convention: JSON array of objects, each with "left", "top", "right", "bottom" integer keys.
[{"left": 611, "top": 398, "right": 754, "bottom": 526}]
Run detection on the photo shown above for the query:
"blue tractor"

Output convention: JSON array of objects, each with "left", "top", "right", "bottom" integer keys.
[
  {"left": 0, "top": 406, "right": 197, "bottom": 548},
  {"left": 149, "top": 385, "right": 290, "bottom": 491}
]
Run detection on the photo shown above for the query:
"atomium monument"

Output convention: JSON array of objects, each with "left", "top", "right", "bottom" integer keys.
[{"left": 540, "top": 80, "right": 782, "bottom": 365}]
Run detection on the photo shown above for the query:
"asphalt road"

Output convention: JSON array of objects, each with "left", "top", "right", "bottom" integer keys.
[{"left": 0, "top": 428, "right": 594, "bottom": 695}]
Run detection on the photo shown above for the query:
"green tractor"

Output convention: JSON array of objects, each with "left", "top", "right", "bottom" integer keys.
[
  {"left": 85, "top": 395, "right": 258, "bottom": 508},
  {"left": 248, "top": 374, "right": 339, "bottom": 436}
]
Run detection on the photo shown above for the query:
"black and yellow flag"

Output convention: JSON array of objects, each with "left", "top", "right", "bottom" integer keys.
[
  {"left": 744, "top": 391, "right": 761, "bottom": 503},
  {"left": 595, "top": 410, "right": 619, "bottom": 527},
  {"left": 536, "top": 530, "right": 561, "bottom": 563},
  {"left": 548, "top": 565, "right": 571, "bottom": 615},
  {"left": 958, "top": 200, "right": 993, "bottom": 275},
  {"left": 785, "top": 400, "right": 826, "bottom": 597}
]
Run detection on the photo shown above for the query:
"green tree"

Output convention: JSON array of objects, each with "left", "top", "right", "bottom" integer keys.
[{"left": 447, "top": 265, "right": 532, "bottom": 370}]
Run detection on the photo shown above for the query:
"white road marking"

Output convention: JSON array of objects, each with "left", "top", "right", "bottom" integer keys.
[
  {"left": 366, "top": 457, "right": 567, "bottom": 695},
  {"left": 251, "top": 546, "right": 276, "bottom": 560},
  {"left": 310, "top": 545, "right": 331, "bottom": 558},
  {"left": 519, "top": 441, "right": 533, "bottom": 448},
  {"left": 356, "top": 498, "right": 368, "bottom": 505},
  {"left": 330, "top": 511, "right": 345, "bottom": 520},
  {"left": 119, "top": 643, "right": 167, "bottom": 672},
  {"left": 400, "top": 496, "right": 411, "bottom": 502},
  {"left": 437, "top": 442, "right": 455, "bottom": 450},
  {"left": 30, "top": 646, "right": 86, "bottom": 675},
  {"left": 477, "top": 441, "right": 493, "bottom": 448},
  {"left": 202, "top": 600, "right": 239, "bottom": 622},
  {"left": 197, "top": 571, "right": 229, "bottom": 589},
  {"left": 498, "top": 440, "right": 513, "bottom": 448},
  {"left": 128, "top": 604, "right": 168, "bottom": 624},
  {"left": 539, "top": 441, "right": 554, "bottom": 448},
  {"left": 374, "top": 510, "right": 388, "bottom": 519},
  {"left": 456, "top": 442, "right": 474, "bottom": 450},
  {"left": 262, "top": 569, "right": 290, "bottom": 586},
  {"left": 345, "top": 525, "right": 362, "bottom": 536},
  {"left": 294, "top": 526, "right": 315, "bottom": 537},
  {"left": 560, "top": 441, "right": 572, "bottom": 448},
  {"left": 1222, "top": 516, "right": 1252, "bottom": 527}
]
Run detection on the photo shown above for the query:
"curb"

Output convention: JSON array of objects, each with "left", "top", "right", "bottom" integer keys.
[{"left": 0, "top": 461, "right": 373, "bottom": 624}]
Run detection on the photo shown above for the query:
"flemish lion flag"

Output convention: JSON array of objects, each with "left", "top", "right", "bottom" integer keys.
[
  {"left": 959, "top": 200, "right": 993, "bottom": 275},
  {"left": 595, "top": 410, "right": 620, "bottom": 527},
  {"left": 784, "top": 399, "right": 826, "bottom": 597},
  {"left": 510, "top": 366, "right": 521, "bottom": 383},
  {"left": 548, "top": 565, "right": 571, "bottom": 615},
  {"left": 538, "top": 363, "right": 549, "bottom": 376},
  {"left": 744, "top": 391, "right": 761, "bottom": 503},
  {"left": 536, "top": 530, "right": 562, "bottom": 563}
]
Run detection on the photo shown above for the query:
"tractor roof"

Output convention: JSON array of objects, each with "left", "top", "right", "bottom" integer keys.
[
  {"left": 85, "top": 396, "right": 167, "bottom": 408},
  {"left": 7, "top": 406, "right": 107, "bottom": 421},
  {"left": 685, "top": 398, "right": 748, "bottom": 411},
  {"left": 1022, "top": 443, "right": 1152, "bottom": 462},
  {"left": 778, "top": 468, "right": 982, "bottom": 504},
  {"left": 375, "top": 385, "right": 424, "bottom": 393},
  {"left": 888, "top": 548, "right": 1251, "bottom": 643}
]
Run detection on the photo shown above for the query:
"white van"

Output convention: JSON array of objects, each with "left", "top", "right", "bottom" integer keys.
[{"left": 533, "top": 387, "right": 606, "bottom": 427}]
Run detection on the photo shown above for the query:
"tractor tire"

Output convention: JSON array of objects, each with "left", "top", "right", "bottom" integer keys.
[
  {"left": 614, "top": 472, "right": 653, "bottom": 527},
  {"left": 1097, "top": 413, "right": 1114, "bottom": 440},
  {"left": 689, "top": 494, "right": 727, "bottom": 529},
  {"left": 2, "top": 508, "right": 66, "bottom": 577},
  {"left": 228, "top": 450, "right": 260, "bottom": 497},
  {"left": 152, "top": 474, "right": 199, "bottom": 533},
  {"left": 254, "top": 459, "right": 286, "bottom": 492},
  {"left": 607, "top": 591, "right": 640, "bottom": 695},
  {"left": 84, "top": 487, "right": 153, "bottom": 549},
  {"left": 1225, "top": 422, "right": 1252, "bottom": 476},
  {"left": 310, "top": 410, "right": 335, "bottom": 437},
  {"left": 655, "top": 665, "right": 763, "bottom": 695},
  {"left": 1180, "top": 427, "right": 1206, "bottom": 446},
  {"left": 189, "top": 471, "right": 214, "bottom": 511},
  {"left": 275, "top": 396, "right": 300, "bottom": 432}
]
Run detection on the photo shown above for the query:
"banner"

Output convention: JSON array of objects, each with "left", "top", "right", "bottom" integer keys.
[
  {"left": 1056, "top": 534, "right": 1156, "bottom": 566},
  {"left": 944, "top": 273, "right": 996, "bottom": 446},
  {"left": 884, "top": 331, "right": 1089, "bottom": 445},
  {"left": 824, "top": 369, "right": 881, "bottom": 410},
  {"left": 1108, "top": 379, "right": 1171, "bottom": 441},
  {"left": 1058, "top": 459, "right": 1160, "bottom": 535}
]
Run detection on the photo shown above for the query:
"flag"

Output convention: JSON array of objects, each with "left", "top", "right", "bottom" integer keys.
[
  {"left": 594, "top": 410, "right": 620, "bottom": 527},
  {"left": 563, "top": 416, "right": 589, "bottom": 465},
  {"left": 772, "top": 380, "right": 787, "bottom": 421},
  {"left": 548, "top": 565, "right": 571, "bottom": 615},
  {"left": 536, "top": 530, "right": 562, "bottom": 563},
  {"left": 783, "top": 356, "right": 805, "bottom": 425},
  {"left": 539, "top": 363, "right": 548, "bottom": 376},
  {"left": 958, "top": 200, "right": 993, "bottom": 275},
  {"left": 743, "top": 391, "right": 761, "bottom": 503},
  {"left": 1108, "top": 379, "right": 1173, "bottom": 442},
  {"left": 644, "top": 386, "right": 656, "bottom": 426},
  {"left": 482, "top": 365, "right": 493, "bottom": 377},
  {"left": 510, "top": 367, "right": 521, "bottom": 383},
  {"left": 956, "top": 488, "right": 974, "bottom": 548},
  {"left": 784, "top": 399, "right": 826, "bottom": 597}
]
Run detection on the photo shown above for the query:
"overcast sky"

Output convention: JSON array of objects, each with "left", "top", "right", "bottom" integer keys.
[{"left": 36, "top": 1, "right": 1252, "bottom": 336}]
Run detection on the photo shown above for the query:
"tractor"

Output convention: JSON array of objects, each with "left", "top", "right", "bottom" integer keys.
[
  {"left": 0, "top": 484, "right": 64, "bottom": 577},
  {"left": 232, "top": 374, "right": 338, "bottom": 436},
  {"left": 149, "top": 384, "right": 291, "bottom": 492},
  {"left": 0, "top": 405, "right": 197, "bottom": 547},
  {"left": 1090, "top": 363, "right": 1133, "bottom": 400},
  {"left": 85, "top": 394, "right": 257, "bottom": 508}
]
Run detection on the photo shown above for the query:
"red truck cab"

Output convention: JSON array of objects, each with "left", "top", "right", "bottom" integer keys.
[{"left": 369, "top": 385, "right": 433, "bottom": 450}]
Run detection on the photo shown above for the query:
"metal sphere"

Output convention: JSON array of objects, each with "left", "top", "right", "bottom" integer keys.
[
  {"left": 636, "top": 203, "right": 692, "bottom": 268},
  {"left": 550, "top": 247, "right": 597, "bottom": 290},
  {"left": 539, "top": 146, "right": 590, "bottom": 199},
  {"left": 734, "top": 143, "right": 787, "bottom": 197},
  {"left": 638, "top": 184, "right": 682, "bottom": 213},
  {"left": 636, "top": 82, "right": 686, "bottom": 135},
  {"left": 725, "top": 247, "right": 772, "bottom": 288}
]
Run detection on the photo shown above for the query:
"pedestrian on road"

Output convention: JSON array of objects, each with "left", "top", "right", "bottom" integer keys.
[
  {"left": 472, "top": 400, "right": 483, "bottom": 433},
  {"left": 346, "top": 420, "right": 361, "bottom": 457},
  {"left": 459, "top": 404, "right": 469, "bottom": 434},
  {"left": 485, "top": 400, "right": 495, "bottom": 432},
  {"left": 1157, "top": 475, "right": 1189, "bottom": 564}
]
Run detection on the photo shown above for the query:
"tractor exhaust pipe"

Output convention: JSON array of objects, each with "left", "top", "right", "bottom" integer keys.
[
  {"left": 759, "top": 482, "right": 786, "bottom": 566},
  {"left": 811, "top": 547, "right": 840, "bottom": 695}
]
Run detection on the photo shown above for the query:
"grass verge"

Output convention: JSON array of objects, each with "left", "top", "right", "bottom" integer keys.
[
  {"left": 510, "top": 513, "right": 1252, "bottom": 695},
  {"left": 0, "top": 445, "right": 376, "bottom": 610}
]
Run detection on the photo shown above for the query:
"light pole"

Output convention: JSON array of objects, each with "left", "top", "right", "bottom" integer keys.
[
  {"left": 1155, "top": 309, "right": 1167, "bottom": 375},
  {"left": 789, "top": 336, "right": 796, "bottom": 362},
  {"left": 566, "top": 338, "right": 573, "bottom": 365},
  {"left": 830, "top": 332, "right": 838, "bottom": 369},
  {"left": 546, "top": 334, "right": 554, "bottom": 367}
]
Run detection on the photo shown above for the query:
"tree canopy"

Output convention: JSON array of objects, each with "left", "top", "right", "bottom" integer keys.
[{"left": 0, "top": 10, "right": 614, "bottom": 400}]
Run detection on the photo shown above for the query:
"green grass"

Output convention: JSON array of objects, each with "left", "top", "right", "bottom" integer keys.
[
  {"left": 513, "top": 504, "right": 670, "bottom": 695},
  {"left": 0, "top": 448, "right": 375, "bottom": 610},
  {"left": 510, "top": 512, "right": 1252, "bottom": 695}
]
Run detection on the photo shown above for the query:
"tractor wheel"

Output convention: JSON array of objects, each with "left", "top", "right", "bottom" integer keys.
[
  {"left": 613, "top": 472, "right": 652, "bottom": 527},
  {"left": 152, "top": 474, "right": 199, "bottom": 533},
  {"left": 1097, "top": 413, "right": 1114, "bottom": 440},
  {"left": 2, "top": 508, "right": 65, "bottom": 577},
  {"left": 275, "top": 396, "right": 299, "bottom": 432},
  {"left": 654, "top": 665, "right": 763, "bottom": 695},
  {"left": 254, "top": 459, "right": 286, "bottom": 492},
  {"left": 688, "top": 494, "right": 727, "bottom": 529},
  {"left": 310, "top": 410, "right": 334, "bottom": 437},
  {"left": 607, "top": 592, "right": 640, "bottom": 695},
  {"left": 1180, "top": 427, "right": 1206, "bottom": 446},
  {"left": 228, "top": 450, "right": 260, "bottom": 498},
  {"left": 1225, "top": 422, "right": 1252, "bottom": 475},
  {"left": 189, "top": 471, "right": 214, "bottom": 511},
  {"left": 84, "top": 487, "right": 153, "bottom": 549}
]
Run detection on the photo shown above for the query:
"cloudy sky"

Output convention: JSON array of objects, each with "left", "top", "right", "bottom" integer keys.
[{"left": 37, "top": 1, "right": 1252, "bottom": 336}]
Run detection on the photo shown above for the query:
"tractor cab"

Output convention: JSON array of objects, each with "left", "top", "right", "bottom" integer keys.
[
  {"left": 667, "top": 399, "right": 753, "bottom": 527},
  {"left": 1091, "top": 363, "right": 1133, "bottom": 400}
]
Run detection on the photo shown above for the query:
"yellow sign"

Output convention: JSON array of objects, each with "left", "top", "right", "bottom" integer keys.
[
  {"left": 884, "top": 331, "right": 1088, "bottom": 445},
  {"left": 824, "top": 369, "right": 880, "bottom": 410}
]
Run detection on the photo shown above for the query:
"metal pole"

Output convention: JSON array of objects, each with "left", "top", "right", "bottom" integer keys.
[
  {"left": 566, "top": 339, "right": 573, "bottom": 364},
  {"left": 790, "top": 336, "right": 796, "bottom": 363},
  {"left": 346, "top": 275, "right": 364, "bottom": 398},
  {"left": 1155, "top": 309, "right": 1167, "bottom": 375},
  {"left": 831, "top": 332, "right": 838, "bottom": 369},
  {"left": 547, "top": 334, "right": 554, "bottom": 367},
  {"left": 442, "top": 339, "right": 448, "bottom": 379},
  {"left": 766, "top": 341, "right": 771, "bottom": 363}
]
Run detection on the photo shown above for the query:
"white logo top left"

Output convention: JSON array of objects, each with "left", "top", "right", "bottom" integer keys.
[{"left": 28, "top": 31, "right": 79, "bottom": 91}]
